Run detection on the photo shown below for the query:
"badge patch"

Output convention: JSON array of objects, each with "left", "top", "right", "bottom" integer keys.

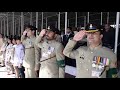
[
  {"left": 50, "top": 47, "right": 55, "bottom": 52},
  {"left": 79, "top": 53, "right": 85, "bottom": 60},
  {"left": 28, "top": 41, "right": 32, "bottom": 47},
  {"left": 47, "top": 46, "right": 55, "bottom": 54}
]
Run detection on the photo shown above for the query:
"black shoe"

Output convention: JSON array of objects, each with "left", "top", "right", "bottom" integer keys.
[{"left": 1, "top": 65, "right": 5, "bottom": 67}]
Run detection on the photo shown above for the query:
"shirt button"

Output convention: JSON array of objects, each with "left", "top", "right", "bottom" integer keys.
[
  {"left": 86, "top": 69, "right": 89, "bottom": 71},
  {"left": 80, "top": 62, "right": 81, "bottom": 63},
  {"left": 91, "top": 52, "right": 93, "bottom": 53}
]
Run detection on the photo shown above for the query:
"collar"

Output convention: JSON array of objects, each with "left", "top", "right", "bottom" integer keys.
[
  {"left": 88, "top": 43, "right": 102, "bottom": 51},
  {"left": 46, "top": 39, "right": 56, "bottom": 44},
  {"left": 28, "top": 35, "right": 35, "bottom": 39},
  {"left": 67, "top": 33, "right": 71, "bottom": 36}
]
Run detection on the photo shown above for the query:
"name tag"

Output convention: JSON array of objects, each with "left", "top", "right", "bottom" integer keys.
[
  {"left": 47, "top": 46, "right": 55, "bottom": 54},
  {"left": 50, "top": 47, "right": 55, "bottom": 52},
  {"left": 29, "top": 41, "right": 32, "bottom": 47}
]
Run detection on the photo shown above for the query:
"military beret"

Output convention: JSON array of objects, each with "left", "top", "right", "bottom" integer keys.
[
  {"left": 15, "top": 36, "right": 21, "bottom": 40},
  {"left": 47, "top": 26, "right": 60, "bottom": 34}
]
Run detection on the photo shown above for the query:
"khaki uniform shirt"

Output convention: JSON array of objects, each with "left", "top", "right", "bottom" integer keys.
[
  {"left": 21, "top": 35, "right": 40, "bottom": 69},
  {"left": 36, "top": 36, "right": 65, "bottom": 78},
  {"left": 63, "top": 39, "right": 117, "bottom": 78}
]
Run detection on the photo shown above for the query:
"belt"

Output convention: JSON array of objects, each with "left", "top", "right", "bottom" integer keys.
[
  {"left": 40, "top": 55, "right": 56, "bottom": 63},
  {"left": 25, "top": 47, "right": 34, "bottom": 49}
]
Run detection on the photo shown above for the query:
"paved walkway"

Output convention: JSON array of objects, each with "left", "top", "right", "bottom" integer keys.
[{"left": 0, "top": 66, "right": 15, "bottom": 78}]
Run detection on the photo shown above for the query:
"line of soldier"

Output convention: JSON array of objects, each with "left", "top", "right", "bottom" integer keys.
[{"left": 0, "top": 23, "right": 118, "bottom": 78}]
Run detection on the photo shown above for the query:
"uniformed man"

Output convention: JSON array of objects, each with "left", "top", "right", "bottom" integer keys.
[
  {"left": 63, "top": 23, "right": 117, "bottom": 78},
  {"left": 21, "top": 25, "right": 40, "bottom": 78},
  {"left": 35, "top": 27, "right": 65, "bottom": 78}
]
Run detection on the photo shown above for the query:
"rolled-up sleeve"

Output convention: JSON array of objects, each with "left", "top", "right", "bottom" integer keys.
[{"left": 63, "top": 39, "right": 79, "bottom": 59}]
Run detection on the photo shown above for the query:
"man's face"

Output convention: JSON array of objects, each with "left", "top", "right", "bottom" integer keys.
[
  {"left": 26, "top": 28, "right": 34, "bottom": 37},
  {"left": 105, "top": 24, "right": 110, "bottom": 31},
  {"left": 46, "top": 31, "right": 55, "bottom": 40},
  {"left": 16, "top": 40, "right": 21, "bottom": 45},
  {"left": 12, "top": 39, "right": 16, "bottom": 44},
  {"left": 86, "top": 31, "right": 103, "bottom": 44},
  {"left": 8, "top": 39, "right": 11, "bottom": 44},
  {"left": 25, "top": 28, "right": 34, "bottom": 37},
  {"left": 66, "top": 28, "right": 71, "bottom": 34}
]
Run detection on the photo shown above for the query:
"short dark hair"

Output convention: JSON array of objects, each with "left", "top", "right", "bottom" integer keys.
[
  {"left": 67, "top": 27, "right": 72, "bottom": 30},
  {"left": 8, "top": 37, "right": 13, "bottom": 42},
  {"left": 25, "top": 25, "right": 37, "bottom": 31},
  {"left": 5, "top": 35, "right": 8, "bottom": 38},
  {"left": 72, "top": 27, "right": 78, "bottom": 31},
  {"left": 25, "top": 25, "right": 37, "bottom": 36},
  {"left": 15, "top": 36, "right": 21, "bottom": 40}
]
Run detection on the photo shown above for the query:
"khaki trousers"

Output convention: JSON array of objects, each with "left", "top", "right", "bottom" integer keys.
[{"left": 25, "top": 68, "right": 36, "bottom": 78}]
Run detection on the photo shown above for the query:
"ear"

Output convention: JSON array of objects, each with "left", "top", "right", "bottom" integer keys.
[{"left": 100, "top": 34, "right": 103, "bottom": 39}]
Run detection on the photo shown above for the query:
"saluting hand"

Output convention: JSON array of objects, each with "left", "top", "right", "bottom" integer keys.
[
  {"left": 73, "top": 30, "right": 86, "bottom": 41},
  {"left": 39, "top": 29, "right": 46, "bottom": 37},
  {"left": 23, "top": 30, "right": 28, "bottom": 36}
]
